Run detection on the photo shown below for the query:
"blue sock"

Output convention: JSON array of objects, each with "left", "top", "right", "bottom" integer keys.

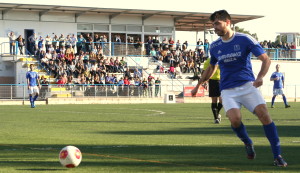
[
  {"left": 231, "top": 122, "right": 253, "bottom": 145},
  {"left": 271, "top": 96, "right": 276, "bottom": 106},
  {"left": 282, "top": 95, "right": 288, "bottom": 106},
  {"left": 33, "top": 95, "right": 38, "bottom": 101},
  {"left": 29, "top": 96, "right": 33, "bottom": 102},
  {"left": 263, "top": 122, "right": 281, "bottom": 159}
]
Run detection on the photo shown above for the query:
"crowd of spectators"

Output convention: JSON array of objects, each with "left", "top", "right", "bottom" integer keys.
[{"left": 260, "top": 40, "right": 297, "bottom": 58}]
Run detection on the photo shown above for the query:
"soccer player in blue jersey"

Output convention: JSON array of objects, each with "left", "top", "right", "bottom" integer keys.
[
  {"left": 26, "top": 64, "right": 41, "bottom": 108},
  {"left": 270, "top": 64, "right": 290, "bottom": 108},
  {"left": 191, "top": 10, "right": 287, "bottom": 167}
]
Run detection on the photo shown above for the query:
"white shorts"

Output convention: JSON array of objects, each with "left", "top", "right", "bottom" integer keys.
[
  {"left": 28, "top": 86, "right": 39, "bottom": 95},
  {"left": 221, "top": 82, "right": 266, "bottom": 113},
  {"left": 273, "top": 88, "right": 284, "bottom": 95}
]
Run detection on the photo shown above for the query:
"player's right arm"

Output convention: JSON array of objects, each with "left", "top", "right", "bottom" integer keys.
[{"left": 191, "top": 64, "right": 217, "bottom": 97}]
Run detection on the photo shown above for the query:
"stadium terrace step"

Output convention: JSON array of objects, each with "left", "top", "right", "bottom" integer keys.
[
  {"left": 50, "top": 87, "right": 67, "bottom": 92},
  {"left": 19, "top": 57, "right": 35, "bottom": 62},
  {"left": 51, "top": 93, "right": 72, "bottom": 98},
  {"left": 23, "top": 63, "right": 38, "bottom": 67}
]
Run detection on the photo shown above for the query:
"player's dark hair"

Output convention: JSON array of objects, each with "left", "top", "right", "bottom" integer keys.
[{"left": 210, "top": 10, "right": 231, "bottom": 22}]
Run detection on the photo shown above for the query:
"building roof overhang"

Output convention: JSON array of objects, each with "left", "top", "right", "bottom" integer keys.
[{"left": 0, "top": 3, "right": 264, "bottom": 32}]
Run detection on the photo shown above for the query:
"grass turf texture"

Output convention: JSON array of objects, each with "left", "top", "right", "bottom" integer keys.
[{"left": 0, "top": 103, "right": 299, "bottom": 173}]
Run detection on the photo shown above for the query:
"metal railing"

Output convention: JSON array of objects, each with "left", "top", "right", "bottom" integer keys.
[{"left": 1, "top": 84, "right": 300, "bottom": 101}]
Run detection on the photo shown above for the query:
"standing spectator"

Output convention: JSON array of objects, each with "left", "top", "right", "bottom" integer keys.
[
  {"left": 45, "top": 35, "right": 52, "bottom": 52},
  {"left": 270, "top": 64, "right": 290, "bottom": 108},
  {"left": 52, "top": 35, "right": 59, "bottom": 50},
  {"left": 77, "top": 34, "right": 86, "bottom": 54},
  {"left": 71, "top": 34, "right": 77, "bottom": 50},
  {"left": 28, "top": 32, "right": 38, "bottom": 55},
  {"left": 16, "top": 35, "right": 25, "bottom": 55},
  {"left": 8, "top": 31, "right": 16, "bottom": 55},
  {"left": 204, "top": 39, "right": 210, "bottom": 57},
  {"left": 133, "top": 68, "right": 142, "bottom": 79},
  {"left": 155, "top": 77, "right": 161, "bottom": 97}
]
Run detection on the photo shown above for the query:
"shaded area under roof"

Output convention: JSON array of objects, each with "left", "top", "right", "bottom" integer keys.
[{"left": 0, "top": 3, "right": 264, "bottom": 32}]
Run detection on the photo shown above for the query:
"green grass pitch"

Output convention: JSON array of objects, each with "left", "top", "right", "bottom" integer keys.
[{"left": 0, "top": 103, "right": 299, "bottom": 173}]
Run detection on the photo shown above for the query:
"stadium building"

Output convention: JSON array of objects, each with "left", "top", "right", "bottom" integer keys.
[{"left": 5, "top": 2, "right": 296, "bottom": 104}]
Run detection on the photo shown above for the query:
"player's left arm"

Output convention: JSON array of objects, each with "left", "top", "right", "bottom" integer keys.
[{"left": 253, "top": 53, "right": 271, "bottom": 88}]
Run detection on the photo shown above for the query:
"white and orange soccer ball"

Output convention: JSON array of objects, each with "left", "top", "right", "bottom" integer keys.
[{"left": 59, "top": 146, "right": 82, "bottom": 168}]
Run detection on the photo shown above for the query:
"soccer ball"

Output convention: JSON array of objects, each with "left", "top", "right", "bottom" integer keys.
[{"left": 59, "top": 146, "right": 82, "bottom": 168}]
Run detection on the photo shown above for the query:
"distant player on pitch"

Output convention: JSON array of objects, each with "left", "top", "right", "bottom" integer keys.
[
  {"left": 26, "top": 64, "right": 41, "bottom": 108},
  {"left": 270, "top": 64, "right": 290, "bottom": 108}
]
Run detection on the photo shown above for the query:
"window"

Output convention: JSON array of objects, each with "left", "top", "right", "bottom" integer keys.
[
  {"left": 112, "top": 25, "right": 126, "bottom": 32},
  {"left": 77, "top": 24, "right": 93, "bottom": 30},
  {"left": 160, "top": 27, "right": 173, "bottom": 33},
  {"left": 127, "top": 25, "right": 142, "bottom": 32},
  {"left": 144, "top": 26, "right": 157, "bottom": 33},
  {"left": 94, "top": 24, "right": 109, "bottom": 31}
]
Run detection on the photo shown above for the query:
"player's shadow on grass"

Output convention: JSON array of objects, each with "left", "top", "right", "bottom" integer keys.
[
  {"left": 16, "top": 168, "right": 66, "bottom": 171},
  {"left": 1, "top": 144, "right": 299, "bottom": 172},
  {"left": 98, "top": 125, "right": 300, "bottom": 137}
]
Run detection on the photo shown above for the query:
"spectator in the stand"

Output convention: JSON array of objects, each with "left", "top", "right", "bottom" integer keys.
[
  {"left": 94, "top": 74, "right": 102, "bottom": 85},
  {"left": 8, "top": 31, "right": 16, "bottom": 55},
  {"left": 179, "top": 58, "right": 187, "bottom": 73},
  {"left": 115, "top": 35, "right": 121, "bottom": 43},
  {"left": 68, "top": 61, "right": 76, "bottom": 77},
  {"left": 152, "top": 36, "right": 160, "bottom": 50},
  {"left": 120, "top": 57, "right": 127, "bottom": 71},
  {"left": 48, "top": 60, "right": 57, "bottom": 78},
  {"left": 155, "top": 77, "right": 161, "bottom": 97},
  {"left": 45, "top": 35, "right": 52, "bottom": 52},
  {"left": 28, "top": 32, "right": 38, "bottom": 55},
  {"left": 141, "top": 78, "right": 148, "bottom": 96},
  {"left": 65, "top": 35, "right": 72, "bottom": 48},
  {"left": 147, "top": 73, "right": 155, "bottom": 83},
  {"left": 175, "top": 63, "right": 182, "bottom": 79},
  {"left": 146, "top": 36, "right": 153, "bottom": 55},
  {"left": 176, "top": 40, "right": 181, "bottom": 50},
  {"left": 186, "top": 59, "right": 195, "bottom": 73},
  {"left": 123, "top": 76, "right": 130, "bottom": 86},
  {"left": 168, "top": 38, "right": 175, "bottom": 50},
  {"left": 114, "top": 57, "right": 123, "bottom": 73},
  {"left": 97, "top": 61, "right": 106, "bottom": 77},
  {"left": 148, "top": 78, "right": 154, "bottom": 97},
  {"left": 48, "top": 44, "right": 55, "bottom": 54},
  {"left": 134, "top": 38, "right": 142, "bottom": 49},
  {"left": 133, "top": 68, "right": 142, "bottom": 79},
  {"left": 94, "top": 34, "right": 101, "bottom": 49},
  {"left": 71, "top": 34, "right": 77, "bottom": 50},
  {"left": 40, "top": 54, "right": 49, "bottom": 68},
  {"left": 161, "top": 37, "right": 169, "bottom": 50},
  {"left": 118, "top": 77, "right": 124, "bottom": 86},
  {"left": 86, "top": 33, "right": 93, "bottom": 53},
  {"left": 290, "top": 42, "right": 296, "bottom": 58},
  {"left": 123, "top": 68, "right": 131, "bottom": 78},
  {"left": 169, "top": 64, "right": 175, "bottom": 79},
  {"left": 16, "top": 35, "right": 25, "bottom": 55},
  {"left": 59, "top": 34, "right": 65, "bottom": 49},
  {"left": 196, "top": 39, "right": 203, "bottom": 50},
  {"left": 204, "top": 39, "right": 210, "bottom": 57},
  {"left": 109, "top": 57, "right": 116, "bottom": 73},
  {"left": 52, "top": 35, "right": 59, "bottom": 50},
  {"left": 183, "top": 41, "right": 188, "bottom": 50},
  {"left": 77, "top": 35, "right": 86, "bottom": 54}
]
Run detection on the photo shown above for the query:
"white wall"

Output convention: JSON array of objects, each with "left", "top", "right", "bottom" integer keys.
[
  {"left": 144, "top": 16, "right": 173, "bottom": 26},
  {"left": 77, "top": 14, "right": 109, "bottom": 23}
]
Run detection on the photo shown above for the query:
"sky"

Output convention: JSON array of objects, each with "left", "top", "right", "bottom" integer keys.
[{"left": 1, "top": 0, "right": 299, "bottom": 44}]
